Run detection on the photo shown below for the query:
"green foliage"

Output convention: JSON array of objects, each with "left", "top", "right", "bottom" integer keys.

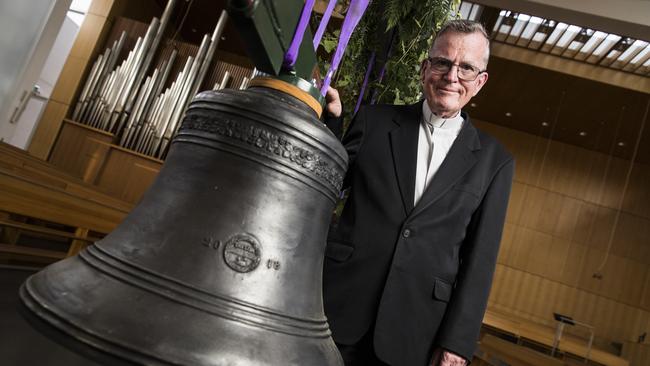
[
  {"left": 318, "top": 0, "right": 461, "bottom": 127},
  {"left": 321, "top": 29, "right": 340, "bottom": 53}
]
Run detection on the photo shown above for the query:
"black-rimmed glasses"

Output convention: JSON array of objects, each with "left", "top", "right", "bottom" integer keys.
[{"left": 425, "top": 56, "right": 486, "bottom": 81}]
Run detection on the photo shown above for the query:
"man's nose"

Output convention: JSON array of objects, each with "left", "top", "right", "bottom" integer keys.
[{"left": 442, "top": 65, "right": 460, "bottom": 82}]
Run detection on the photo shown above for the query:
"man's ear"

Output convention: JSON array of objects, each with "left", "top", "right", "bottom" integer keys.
[
  {"left": 472, "top": 71, "right": 489, "bottom": 96},
  {"left": 420, "top": 59, "right": 428, "bottom": 83}
]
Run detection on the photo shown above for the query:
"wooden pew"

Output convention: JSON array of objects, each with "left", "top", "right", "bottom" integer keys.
[
  {"left": 0, "top": 142, "right": 132, "bottom": 212},
  {"left": 482, "top": 309, "right": 629, "bottom": 366},
  {"left": 477, "top": 333, "right": 566, "bottom": 366},
  {"left": 0, "top": 142, "right": 132, "bottom": 263}
]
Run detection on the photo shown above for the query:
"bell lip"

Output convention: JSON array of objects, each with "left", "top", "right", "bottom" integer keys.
[
  {"left": 19, "top": 282, "right": 163, "bottom": 366},
  {"left": 18, "top": 244, "right": 335, "bottom": 355},
  {"left": 19, "top": 256, "right": 340, "bottom": 365}
]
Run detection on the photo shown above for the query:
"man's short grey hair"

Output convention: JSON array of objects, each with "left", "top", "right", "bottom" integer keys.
[{"left": 433, "top": 19, "right": 491, "bottom": 67}]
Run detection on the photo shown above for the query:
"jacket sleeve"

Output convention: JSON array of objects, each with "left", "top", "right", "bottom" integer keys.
[
  {"left": 326, "top": 107, "right": 367, "bottom": 190},
  {"left": 323, "top": 113, "right": 344, "bottom": 140},
  {"left": 435, "top": 158, "right": 515, "bottom": 361}
]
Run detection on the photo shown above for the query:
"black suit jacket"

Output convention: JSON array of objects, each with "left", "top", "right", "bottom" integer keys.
[{"left": 323, "top": 101, "right": 514, "bottom": 365}]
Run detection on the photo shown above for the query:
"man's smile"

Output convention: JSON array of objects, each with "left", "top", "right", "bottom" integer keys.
[{"left": 436, "top": 87, "right": 459, "bottom": 94}]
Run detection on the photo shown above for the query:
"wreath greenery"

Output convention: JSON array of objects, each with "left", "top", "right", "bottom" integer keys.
[{"left": 318, "top": 0, "right": 461, "bottom": 126}]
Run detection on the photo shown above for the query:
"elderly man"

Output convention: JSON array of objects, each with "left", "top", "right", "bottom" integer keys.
[{"left": 322, "top": 20, "right": 514, "bottom": 366}]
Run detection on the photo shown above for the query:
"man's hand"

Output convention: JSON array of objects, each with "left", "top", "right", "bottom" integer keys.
[
  {"left": 430, "top": 348, "right": 466, "bottom": 366},
  {"left": 325, "top": 86, "right": 342, "bottom": 118}
]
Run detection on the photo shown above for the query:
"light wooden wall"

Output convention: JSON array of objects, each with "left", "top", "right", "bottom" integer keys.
[
  {"left": 475, "top": 119, "right": 650, "bottom": 349},
  {"left": 48, "top": 120, "right": 161, "bottom": 204},
  {"left": 623, "top": 341, "right": 650, "bottom": 366},
  {"left": 29, "top": 0, "right": 118, "bottom": 160}
]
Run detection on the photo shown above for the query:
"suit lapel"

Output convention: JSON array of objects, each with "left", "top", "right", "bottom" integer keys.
[
  {"left": 389, "top": 102, "right": 422, "bottom": 216},
  {"left": 410, "top": 114, "right": 482, "bottom": 218}
]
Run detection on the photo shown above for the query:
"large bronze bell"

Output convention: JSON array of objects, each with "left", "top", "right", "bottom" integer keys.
[{"left": 20, "top": 84, "right": 347, "bottom": 365}]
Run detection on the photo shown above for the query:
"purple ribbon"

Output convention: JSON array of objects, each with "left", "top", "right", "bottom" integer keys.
[
  {"left": 320, "top": 0, "right": 371, "bottom": 96},
  {"left": 283, "top": 0, "right": 315, "bottom": 68},
  {"left": 354, "top": 51, "right": 375, "bottom": 114},
  {"left": 313, "top": 0, "right": 337, "bottom": 50}
]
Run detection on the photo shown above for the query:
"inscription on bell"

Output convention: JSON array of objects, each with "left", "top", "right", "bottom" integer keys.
[
  {"left": 266, "top": 259, "right": 281, "bottom": 270},
  {"left": 223, "top": 234, "right": 262, "bottom": 273},
  {"left": 201, "top": 237, "right": 222, "bottom": 250}
]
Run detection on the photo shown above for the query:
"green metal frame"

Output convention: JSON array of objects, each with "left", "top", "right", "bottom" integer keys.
[{"left": 228, "top": 0, "right": 317, "bottom": 81}]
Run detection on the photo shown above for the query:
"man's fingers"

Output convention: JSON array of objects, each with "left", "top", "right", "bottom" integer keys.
[
  {"left": 326, "top": 86, "right": 340, "bottom": 100},
  {"left": 324, "top": 86, "right": 342, "bottom": 117},
  {"left": 439, "top": 351, "right": 466, "bottom": 366}
]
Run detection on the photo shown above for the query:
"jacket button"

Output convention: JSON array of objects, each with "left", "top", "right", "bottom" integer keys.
[{"left": 402, "top": 229, "right": 411, "bottom": 238}]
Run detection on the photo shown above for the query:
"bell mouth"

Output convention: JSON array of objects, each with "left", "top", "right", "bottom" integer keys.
[
  {"left": 20, "top": 244, "right": 336, "bottom": 365},
  {"left": 247, "top": 76, "right": 325, "bottom": 118}
]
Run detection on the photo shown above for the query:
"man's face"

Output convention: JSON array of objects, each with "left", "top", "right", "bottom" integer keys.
[{"left": 421, "top": 31, "right": 489, "bottom": 118}]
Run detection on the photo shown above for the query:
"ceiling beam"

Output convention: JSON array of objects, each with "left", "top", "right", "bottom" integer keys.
[
  {"left": 491, "top": 42, "right": 650, "bottom": 94},
  {"left": 472, "top": 0, "right": 650, "bottom": 41}
]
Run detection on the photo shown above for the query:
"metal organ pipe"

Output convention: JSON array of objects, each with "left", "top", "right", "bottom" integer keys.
[{"left": 68, "top": 2, "right": 244, "bottom": 159}]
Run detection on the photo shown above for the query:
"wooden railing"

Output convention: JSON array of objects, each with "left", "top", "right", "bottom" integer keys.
[
  {"left": 482, "top": 309, "right": 630, "bottom": 366},
  {"left": 474, "top": 333, "right": 565, "bottom": 366}
]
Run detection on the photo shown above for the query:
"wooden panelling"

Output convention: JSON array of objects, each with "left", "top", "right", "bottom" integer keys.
[
  {"left": 623, "top": 342, "right": 650, "bottom": 366},
  {"left": 94, "top": 146, "right": 161, "bottom": 203},
  {"left": 46, "top": 120, "right": 162, "bottom": 204},
  {"left": 624, "top": 166, "right": 650, "bottom": 218},
  {"left": 26, "top": 100, "right": 69, "bottom": 160},
  {"left": 505, "top": 181, "right": 525, "bottom": 224},
  {"left": 49, "top": 120, "right": 113, "bottom": 182},
  {"left": 88, "top": 0, "right": 114, "bottom": 17},
  {"left": 68, "top": 12, "right": 111, "bottom": 61},
  {"left": 49, "top": 55, "right": 89, "bottom": 105},
  {"left": 614, "top": 213, "right": 650, "bottom": 261},
  {"left": 477, "top": 118, "right": 650, "bottom": 363}
]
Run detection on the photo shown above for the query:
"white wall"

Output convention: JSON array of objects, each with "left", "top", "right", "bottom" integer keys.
[
  {"left": 0, "top": 0, "right": 72, "bottom": 147},
  {"left": 9, "top": 12, "right": 82, "bottom": 148}
]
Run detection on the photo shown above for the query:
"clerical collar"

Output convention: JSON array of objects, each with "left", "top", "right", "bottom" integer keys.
[{"left": 422, "top": 101, "right": 464, "bottom": 130}]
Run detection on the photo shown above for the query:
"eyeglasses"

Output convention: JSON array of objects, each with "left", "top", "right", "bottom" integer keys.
[{"left": 425, "top": 57, "right": 486, "bottom": 81}]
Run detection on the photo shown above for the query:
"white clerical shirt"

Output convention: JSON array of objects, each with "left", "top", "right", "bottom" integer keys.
[{"left": 414, "top": 102, "right": 465, "bottom": 206}]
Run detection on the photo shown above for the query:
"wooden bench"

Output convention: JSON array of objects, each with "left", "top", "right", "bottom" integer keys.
[
  {"left": 0, "top": 142, "right": 132, "bottom": 263},
  {"left": 482, "top": 309, "right": 629, "bottom": 366},
  {"left": 476, "top": 334, "right": 566, "bottom": 366}
]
